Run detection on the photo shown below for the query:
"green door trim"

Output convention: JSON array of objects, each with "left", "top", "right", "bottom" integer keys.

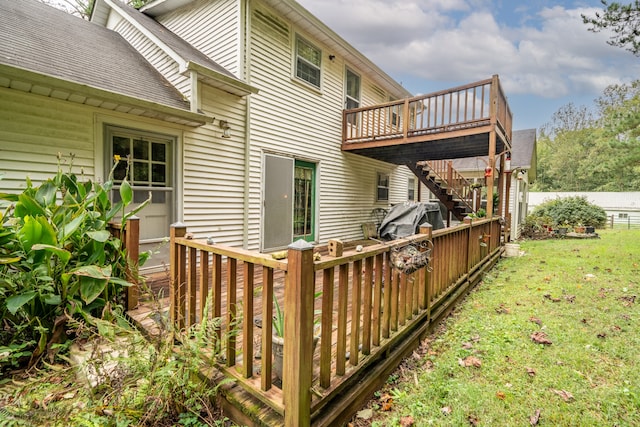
[{"left": 293, "top": 160, "right": 316, "bottom": 242}]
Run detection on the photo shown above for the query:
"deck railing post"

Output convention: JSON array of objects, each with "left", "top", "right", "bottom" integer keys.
[
  {"left": 464, "top": 216, "right": 473, "bottom": 275},
  {"left": 284, "top": 239, "right": 315, "bottom": 427},
  {"left": 170, "top": 222, "right": 187, "bottom": 328},
  {"left": 419, "top": 225, "right": 432, "bottom": 311},
  {"left": 124, "top": 216, "right": 140, "bottom": 311}
]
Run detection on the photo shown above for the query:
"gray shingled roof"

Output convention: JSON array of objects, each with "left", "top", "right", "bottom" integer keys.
[
  {"left": 510, "top": 129, "right": 536, "bottom": 169},
  {"left": 115, "top": 0, "right": 239, "bottom": 80},
  {"left": 0, "top": 0, "right": 190, "bottom": 111},
  {"left": 451, "top": 129, "right": 537, "bottom": 172}
]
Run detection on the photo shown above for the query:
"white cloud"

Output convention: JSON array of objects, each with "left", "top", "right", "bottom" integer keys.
[{"left": 299, "top": 0, "right": 638, "bottom": 101}]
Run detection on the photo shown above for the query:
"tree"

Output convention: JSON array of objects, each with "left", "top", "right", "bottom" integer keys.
[
  {"left": 533, "top": 80, "right": 640, "bottom": 192},
  {"left": 40, "top": 0, "right": 150, "bottom": 20},
  {"left": 582, "top": 1, "right": 640, "bottom": 55}
]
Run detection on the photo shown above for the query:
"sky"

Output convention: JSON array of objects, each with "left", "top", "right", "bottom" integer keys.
[{"left": 296, "top": 0, "right": 639, "bottom": 131}]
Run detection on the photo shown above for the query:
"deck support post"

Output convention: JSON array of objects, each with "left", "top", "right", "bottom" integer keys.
[
  {"left": 284, "top": 239, "right": 315, "bottom": 427},
  {"left": 123, "top": 216, "right": 140, "bottom": 311}
]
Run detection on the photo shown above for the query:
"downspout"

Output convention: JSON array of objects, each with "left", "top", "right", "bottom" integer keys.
[{"left": 242, "top": 0, "right": 252, "bottom": 249}]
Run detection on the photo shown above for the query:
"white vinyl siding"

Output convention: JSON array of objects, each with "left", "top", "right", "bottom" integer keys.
[
  {"left": 156, "top": 0, "right": 242, "bottom": 77},
  {"left": 0, "top": 88, "right": 94, "bottom": 192},
  {"left": 181, "top": 84, "right": 248, "bottom": 246},
  {"left": 247, "top": 1, "right": 414, "bottom": 245},
  {"left": 111, "top": 18, "right": 191, "bottom": 99}
]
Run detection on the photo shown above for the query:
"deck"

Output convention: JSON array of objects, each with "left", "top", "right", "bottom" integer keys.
[
  {"left": 127, "top": 218, "right": 504, "bottom": 427},
  {"left": 341, "top": 75, "right": 512, "bottom": 164}
]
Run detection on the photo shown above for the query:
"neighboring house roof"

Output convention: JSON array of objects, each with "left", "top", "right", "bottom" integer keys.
[
  {"left": 0, "top": 0, "right": 208, "bottom": 126},
  {"left": 92, "top": 0, "right": 258, "bottom": 96},
  {"left": 140, "top": 0, "right": 412, "bottom": 100},
  {"left": 451, "top": 128, "right": 537, "bottom": 183}
]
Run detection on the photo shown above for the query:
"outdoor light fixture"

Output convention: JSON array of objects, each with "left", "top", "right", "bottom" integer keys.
[
  {"left": 219, "top": 120, "right": 231, "bottom": 138},
  {"left": 505, "top": 153, "right": 511, "bottom": 173}
]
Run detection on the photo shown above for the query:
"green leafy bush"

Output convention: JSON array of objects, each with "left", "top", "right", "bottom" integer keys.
[
  {"left": 530, "top": 196, "right": 607, "bottom": 228},
  {"left": 0, "top": 154, "right": 148, "bottom": 370}
]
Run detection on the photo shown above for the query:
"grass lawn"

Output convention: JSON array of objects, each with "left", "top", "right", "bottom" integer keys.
[{"left": 356, "top": 229, "right": 640, "bottom": 427}]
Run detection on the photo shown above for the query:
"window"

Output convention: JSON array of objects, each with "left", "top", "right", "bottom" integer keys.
[
  {"left": 619, "top": 213, "right": 629, "bottom": 219},
  {"left": 408, "top": 178, "right": 415, "bottom": 201},
  {"left": 345, "top": 68, "right": 360, "bottom": 124},
  {"left": 295, "top": 35, "right": 321, "bottom": 88},
  {"left": 108, "top": 128, "right": 172, "bottom": 208},
  {"left": 377, "top": 172, "right": 389, "bottom": 202}
]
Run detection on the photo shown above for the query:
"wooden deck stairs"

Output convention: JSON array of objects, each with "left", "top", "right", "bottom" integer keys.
[{"left": 407, "top": 160, "right": 475, "bottom": 221}]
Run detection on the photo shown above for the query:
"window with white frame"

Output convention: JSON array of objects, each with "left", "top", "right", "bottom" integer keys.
[
  {"left": 295, "top": 35, "right": 321, "bottom": 88},
  {"left": 377, "top": 172, "right": 389, "bottom": 202},
  {"left": 345, "top": 68, "right": 360, "bottom": 125},
  {"left": 619, "top": 213, "right": 629, "bottom": 219},
  {"left": 408, "top": 177, "right": 415, "bottom": 201}
]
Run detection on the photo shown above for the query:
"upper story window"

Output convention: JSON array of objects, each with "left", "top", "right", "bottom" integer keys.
[
  {"left": 345, "top": 68, "right": 360, "bottom": 125},
  {"left": 295, "top": 35, "right": 321, "bottom": 88}
]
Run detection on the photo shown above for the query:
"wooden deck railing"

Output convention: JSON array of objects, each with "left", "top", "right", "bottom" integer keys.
[
  {"left": 342, "top": 75, "right": 512, "bottom": 145},
  {"left": 419, "top": 160, "right": 475, "bottom": 210},
  {"left": 169, "top": 217, "right": 503, "bottom": 427}
]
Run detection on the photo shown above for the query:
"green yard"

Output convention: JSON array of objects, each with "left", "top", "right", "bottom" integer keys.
[{"left": 359, "top": 230, "right": 640, "bottom": 426}]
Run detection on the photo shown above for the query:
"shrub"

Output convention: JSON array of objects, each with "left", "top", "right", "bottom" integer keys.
[
  {"left": 0, "top": 154, "right": 149, "bottom": 370},
  {"left": 530, "top": 196, "right": 607, "bottom": 228}
]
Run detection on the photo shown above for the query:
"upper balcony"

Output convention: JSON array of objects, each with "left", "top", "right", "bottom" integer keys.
[{"left": 342, "top": 75, "right": 512, "bottom": 164}]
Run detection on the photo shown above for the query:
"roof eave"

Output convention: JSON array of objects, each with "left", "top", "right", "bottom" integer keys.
[
  {"left": 0, "top": 64, "right": 210, "bottom": 127},
  {"left": 187, "top": 62, "right": 259, "bottom": 97}
]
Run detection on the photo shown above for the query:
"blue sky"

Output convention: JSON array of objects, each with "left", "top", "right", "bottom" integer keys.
[{"left": 297, "top": 0, "right": 639, "bottom": 131}]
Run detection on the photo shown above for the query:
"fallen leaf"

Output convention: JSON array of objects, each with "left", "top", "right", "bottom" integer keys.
[
  {"left": 529, "top": 409, "right": 541, "bottom": 425},
  {"left": 496, "top": 391, "right": 506, "bottom": 400},
  {"left": 529, "top": 316, "right": 542, "bottom": 326},
  {"left": 381, "top": 400, "right": 393, "bottom": 411},
  {"left": 459, "top": 356, "right": 482, "bottom": 368},
  {"left": 356, "top": 408, "right": 374, "bottom": 420},
  {"left": 597, "top": 332, "right": 607, "bottom": 339},
  {"left": 565, "top": 295, "right": 576, "bottom": 303},
  {"left": 468, "top": 414, "right": 480, "bottom": 426},
  {"left": 526, "top": 367, "right": 536, "bottom": 377},
  {"left": 400, "top": 415, "right": 415, "bottom": 427},
  {"left": 551, "top": 389, "right": 574, "bottom": 402},
  {"left": 495, "top": 304, "right": 510, "bottom": 314},
  {"left": 461, "top": 342, "right": 473, "bottom": 350},
  {"left": 530, "top": 331, "right": 552, "bottom": 345},
  {"left": 470, "top": 334, "right": 481, "bottom": 342},
  {"left": 441, "top": 406, "right": 452, "bottom": 415}
]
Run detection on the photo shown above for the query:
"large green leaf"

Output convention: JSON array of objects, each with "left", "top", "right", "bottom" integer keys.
[
  {"left": 87, "top": 230, "right": 110, "bottom": 243},
  {"left": 31, "top": 244, "right": 71, "bottom": 265},
  {"left": 59, "top": 213, "right": 86, "bottom": 242},
  {"left": 0, "top": 193, "right": 19, "bottom": 202},
  {"left": 119, "top": 180, "right": 132, "bottom": 206},
  {"left": 35, "top": 181, "right": 57, "bottom": 208},
  {"left": 71, "top": 264, "right": 112, "bottom": 279},
  {"left": 6, "top": 291, "right": 37, "bottom": 315},
  {"left": 79, "top": 276, "right": 108, "bottom": 305},
  {"left": 0, "top": 256, "right": 21, "bottom": 264},
  {"left": 14, "top": 194, "right": 46, "bottom": 218},
  {"left": 18, "top": 216, "right": 57, "bottom": 253}
]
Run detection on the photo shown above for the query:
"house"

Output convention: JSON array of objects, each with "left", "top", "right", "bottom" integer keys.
[
  {"left": 0, "top": 0, "right": 419, "bottom": 270},
  {"left": 431, "top": 128, "right": 536, "bottom": 239}
]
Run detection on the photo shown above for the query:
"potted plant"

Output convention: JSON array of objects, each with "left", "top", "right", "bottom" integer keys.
[
  {"left": 271, "top": 294, "right": 320, "bottom": 382},
  {"left": 556, "top": 221, "right": 569, "bottom": 236},
  {"left": 574, "top": 223, "right": 586, "bottom": 234}
]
